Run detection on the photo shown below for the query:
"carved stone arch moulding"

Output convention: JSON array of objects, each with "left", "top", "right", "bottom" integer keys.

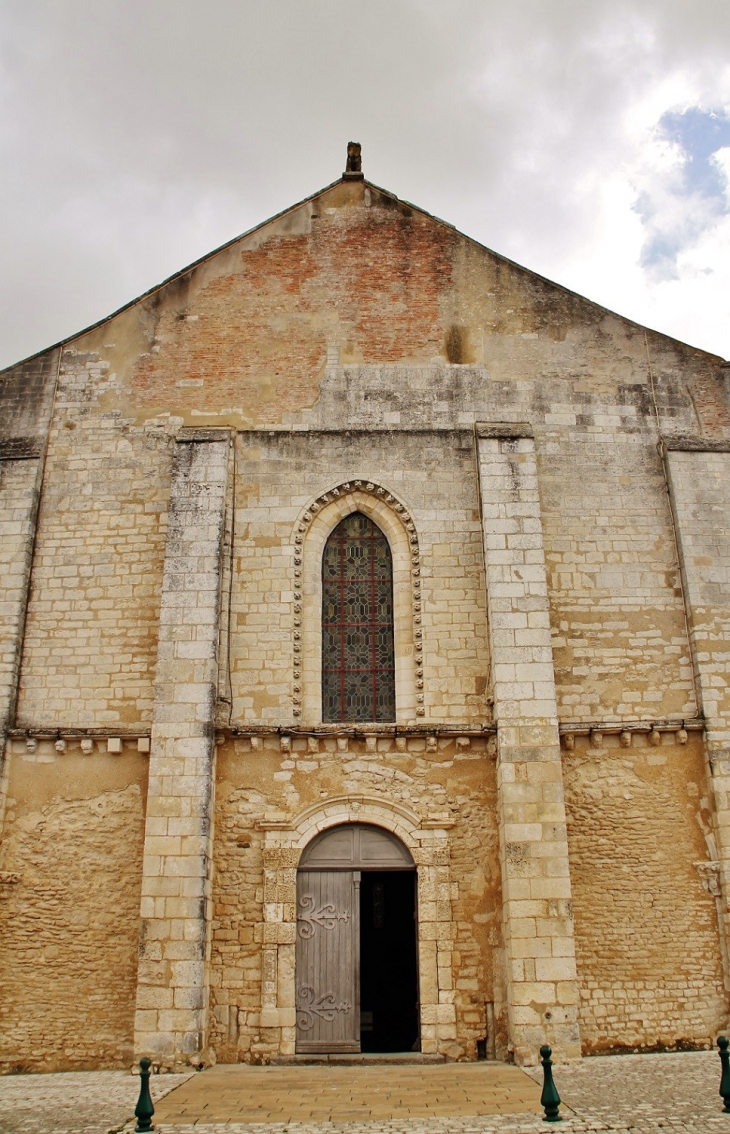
[{"left": 291, "top": 480, "right": 423, "bottom": 723}]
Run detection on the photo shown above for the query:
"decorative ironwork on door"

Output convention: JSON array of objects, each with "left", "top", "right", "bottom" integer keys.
[
  {"left": 296, "top": 986, "right": 353, "bottom": 1032},
  {"left": 295, "top": 870, "right": 360, "bottom": 1053},
  {"left": 297, "top": 893, "right": 352, "bottom": 938}
]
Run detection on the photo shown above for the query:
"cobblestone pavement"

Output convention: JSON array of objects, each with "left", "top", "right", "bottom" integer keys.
[
  {"left": 0, "top": 1069, "right": 192, "bottom": 1134},
  {"left": 0, "top": 1052, "right": 728, "bottom": 1134}
]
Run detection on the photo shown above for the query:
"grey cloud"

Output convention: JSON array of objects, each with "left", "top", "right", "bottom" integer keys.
[{"left": 1, "top": 0, "right": 730, "bottom": 368}]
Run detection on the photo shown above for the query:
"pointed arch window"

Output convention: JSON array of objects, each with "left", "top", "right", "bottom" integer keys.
[{"left": 322, "top": 512, "right": 396, "bottom": 722}]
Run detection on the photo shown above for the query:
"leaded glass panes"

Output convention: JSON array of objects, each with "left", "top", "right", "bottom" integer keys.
[{"left": 322, "top": 512, "right": 395, "bottom": 722}]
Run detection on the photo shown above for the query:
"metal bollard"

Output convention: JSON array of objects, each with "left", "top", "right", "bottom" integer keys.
[
  {"left": 718, "top": 1036, "right": 730, "bottom": 1113},
  {"left": 135, "top": 1057, "right": 155, "bottom": 1133},
  {"left": 539, "top": 1044, "right": 562, "bottom": 1123}
]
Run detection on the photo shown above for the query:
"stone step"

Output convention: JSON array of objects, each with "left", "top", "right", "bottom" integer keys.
[{"left": 271, "top": 1051, "right": 448, "bottom": 1065}]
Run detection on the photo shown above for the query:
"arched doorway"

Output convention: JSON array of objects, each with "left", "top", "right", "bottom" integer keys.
[{"left": 296, "top": 823, "right": 419, "bottom": 1054}]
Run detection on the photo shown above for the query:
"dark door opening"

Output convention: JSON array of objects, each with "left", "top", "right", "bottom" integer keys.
[
  {"left": 295, "top": 825, "right": 419, "bottom": 1055},
  {"left": 360, "top": 871, "right": 419, "bottom": 1052}
]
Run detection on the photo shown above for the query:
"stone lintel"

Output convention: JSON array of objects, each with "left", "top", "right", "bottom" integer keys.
[
  {"left": 662, "top": 436, "right": 730, "bottom": 453},
  {"left": 475, "top": 421, "right": 534, "bottom": 440}
]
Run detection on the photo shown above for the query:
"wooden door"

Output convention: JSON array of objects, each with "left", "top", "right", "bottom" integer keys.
[{"left": 295, "top": 870, "right": 360, "bottom": 1052}]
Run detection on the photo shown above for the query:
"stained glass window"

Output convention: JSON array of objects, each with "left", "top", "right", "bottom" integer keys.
[{"left": 322, "top": 512, "right": 396, "bottom": 722}]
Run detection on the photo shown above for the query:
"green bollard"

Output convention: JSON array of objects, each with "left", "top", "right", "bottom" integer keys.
[
  {"left": 134, "top": 1057, "right": 155, "bottom": 1132},
  {"left": 718, "top": 1036, "right": 730, "bottom": 1113},
  {"left": 540, "top": 1045, "right": 562, "bottom": 1123}
]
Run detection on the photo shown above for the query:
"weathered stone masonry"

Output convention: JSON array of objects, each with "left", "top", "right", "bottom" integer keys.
[
  {"left": 134, "top": 430, "right": 230, "bottom": 1063},
  {"left": 0, "top": 351, "right": 59, "bottom": 784},
  {"left": 477, "top": 425, "right": 580, "bottom": 1064},
  {"left": 2, "top": 160, "right": 730, "bottom": 1071}
]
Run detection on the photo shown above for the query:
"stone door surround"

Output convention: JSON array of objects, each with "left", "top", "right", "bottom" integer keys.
[{"left": 256, "top": 795, "right": 457, "bottom": 1056}]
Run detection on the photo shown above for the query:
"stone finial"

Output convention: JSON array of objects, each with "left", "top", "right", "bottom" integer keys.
[{"left": 343, "top": 141, "right": 364, "bottom": 180}]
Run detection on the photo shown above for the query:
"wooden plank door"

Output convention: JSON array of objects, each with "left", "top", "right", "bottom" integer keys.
[{"left": 295, "top": 870, "right": 360, "bottom": 1053}]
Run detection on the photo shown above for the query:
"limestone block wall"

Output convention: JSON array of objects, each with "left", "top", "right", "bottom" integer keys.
[
  {"left": 208, "top": 732, "right": 502, "bottom": 1064},
  {"left": 16, "top": 349, "right": 173, "bottom": 729},
  {"left": 1, "top": 170, "right": 729, "bottom": 1076},
  {"left": 226, "top": 429, "right": 490, "bottom": 727},
  {"left": 541, "top": 434, "right": 696, "bottom": 723},
  {"left": 563, "top": 730, "right": 728, "bottom": 1052},
  {"left": 10, "top": 176, "right": 720, "bottom": 742},
  {"left": 286, "top": 361, "right": 701, "bottom": 726},
  {"left": 0, "top": 740, "right": 147, "bottom": 1072}
]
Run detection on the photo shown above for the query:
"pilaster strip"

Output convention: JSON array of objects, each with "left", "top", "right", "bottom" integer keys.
[
  {"left": 664, "top": 447, "right": 730, "bottom": 990},
  {"left": 476, "top": 429, "right": 581, "bottom": 1064},
  {"left": 0, "top": 349, "right": 61, "bottom": 835},
  {"left": 134, "top": 430, "right": 230, "bottom": 1065}
]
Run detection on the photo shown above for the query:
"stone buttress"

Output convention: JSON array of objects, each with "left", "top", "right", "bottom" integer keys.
[
  {"left": 134, "top": 428, "right": 230, "bottom": 1065},
  {"left": 664, "top": 439, "right": 730, "bottom": 994},
  {"left": 477, "top": 424, "right": 581, "bottom": 1063}
]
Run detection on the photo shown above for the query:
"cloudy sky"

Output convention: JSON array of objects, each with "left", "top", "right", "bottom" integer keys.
[{"left": 1, "top": 1, "right": 730, "bottom": 371}]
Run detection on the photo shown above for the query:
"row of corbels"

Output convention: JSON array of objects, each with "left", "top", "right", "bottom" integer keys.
[
  {"left": 19, "top": 735, "right": 150, "bottom": 754},
  {"left": 563, "top": 726, "right": 688, "bottom": 750},
  {"left": 216, "top": 733, "right": 474, "bottom": 753}
]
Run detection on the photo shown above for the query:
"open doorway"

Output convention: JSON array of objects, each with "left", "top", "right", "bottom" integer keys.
[
  {"left": 295, "top": 823, "right": 420, "bottom": 1054},
  {"left": 360, "top": 870, "right": 419, "bottom": 1052}
]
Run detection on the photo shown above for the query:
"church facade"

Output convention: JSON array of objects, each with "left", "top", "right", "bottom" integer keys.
[{"left": 1, "top": 146, "right": 730, "bottom": 1072}]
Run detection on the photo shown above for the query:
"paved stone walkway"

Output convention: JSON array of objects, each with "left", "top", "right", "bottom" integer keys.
[
  {"left": 148, "top": 1063, "right": 542, "bottom": 1124},
  {"left": 0, "top": 1051, "right": 728, "bottom": 1134},
  {"left": 0, "top": 1069, "right": 192, "bottom": 1134}
]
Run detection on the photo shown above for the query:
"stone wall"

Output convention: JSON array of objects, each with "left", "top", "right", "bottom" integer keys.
[
  {"left": 15, "top": 349, "right": 172, "bottom": 728},
  {"left": 16, "top": 177, "right": 725, "bottom": 738},
  {"left": 208, "top": 733, "right": 502, "bottom": 1063},
  {"left": 227, "top": 429, "right": 490, "bottom": 727},
  {"left": 542, "top": 434, "right": 696, "bottom": 723},
  {"left": 564, "top": 730, "right": 728, "bottom": 1053},
  {"left": 0, "top": 741, "right": 147, "bottom": 1071},
  {"left": 0, "top": 348, "right": 59, "bottom": 803},
  {"left": 1, "top": 171, "right": 729, "bottom": 1070}
]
